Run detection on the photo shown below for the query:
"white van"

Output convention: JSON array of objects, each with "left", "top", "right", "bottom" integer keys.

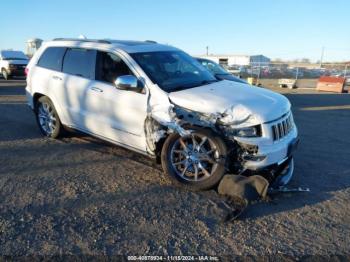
[{"left": 26, "top": 38, "right": 299, "bottom": 190}]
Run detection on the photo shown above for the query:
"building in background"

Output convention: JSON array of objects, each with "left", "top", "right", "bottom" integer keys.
[
  {"left": 26, "top": 38, "right": 43, "bottom": 58},
  {"left": 198, "top": 54, "right": 271, "bottom": 67}
]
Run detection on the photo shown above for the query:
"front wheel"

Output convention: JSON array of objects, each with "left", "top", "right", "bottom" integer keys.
[
  {"left": 35, "top": 96, "right": 63, "bottom": 138},
  {"left": 161, "top": 129, "right": 227, "bottom": 191}
]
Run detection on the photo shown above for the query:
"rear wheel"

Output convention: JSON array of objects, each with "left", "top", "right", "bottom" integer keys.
[
  {"left": 161, "top": 129, "right": 227, "bottom": 191},
  {"left": 35, "top": 96, "right": 63, "bottom": 138}
]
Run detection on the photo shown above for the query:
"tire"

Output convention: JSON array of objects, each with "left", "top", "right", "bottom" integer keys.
[
  {"left": 161, "top": 128, "right": 227, "bottom": 191},
  {"left": 35, "top": 96, "right": 63, "bottom": 138},
  {"left": 2, "top": 69, "right": 10, "bottom": 80}
]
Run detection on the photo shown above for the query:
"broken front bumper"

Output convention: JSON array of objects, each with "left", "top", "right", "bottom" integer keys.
[
  {"left": 240, "top": 152, "right": 297, "bottom": 188},
  {"left": 270, "top": 157, "right": 295, "bottom": 187},
  {"left": 234, "top": 121, "right": 299, "bottom": 187},
  {"left": 236, "top": 127, "right": 298, "bottom": 168}
]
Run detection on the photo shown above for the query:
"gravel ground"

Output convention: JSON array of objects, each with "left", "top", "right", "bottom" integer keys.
[{"left": 0, "top": 79, "right": 350, "bottom": 258}]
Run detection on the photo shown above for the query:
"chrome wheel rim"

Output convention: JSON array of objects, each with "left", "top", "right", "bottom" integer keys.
[
  {"left": 170, "top": 133, "right": 220, "bottom": 182},
  {"left": 38, "top": 102, "right": 57, "bottom": 136}
]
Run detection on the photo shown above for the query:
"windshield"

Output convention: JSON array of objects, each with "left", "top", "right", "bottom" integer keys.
[
  {"left": 131, "top": 51, "right": 218, "bottom": 92},
  {"left": 198, "top": 58, "right": 229, "bottom": 75}
]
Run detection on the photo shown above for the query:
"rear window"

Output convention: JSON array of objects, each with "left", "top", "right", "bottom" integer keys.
[
  {"left": 62, "top": 48, "right": 96, "bottom": 79},
  {"left": 37, "top": 47, "right": 66, "bottom": 71}
]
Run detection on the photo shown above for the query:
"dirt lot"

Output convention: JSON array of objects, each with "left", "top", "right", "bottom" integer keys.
[{"left": 1, "top": 79, "right": 350, "bottom": 258}]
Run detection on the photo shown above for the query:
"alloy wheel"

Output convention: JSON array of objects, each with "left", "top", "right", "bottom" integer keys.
[
  {"left": 170, "top": 133, "right": 220, "bottom": 182},
  {"left": 37, "top": 102, "right": 57, "bottom": 136}
]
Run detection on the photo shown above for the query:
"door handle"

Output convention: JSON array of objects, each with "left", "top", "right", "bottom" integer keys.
[
  {"left": 52, "top": 75, "right": 62, "bottom": 81},
  {"left": 90, "top": 87, "right": 103, "bottom": 92}
]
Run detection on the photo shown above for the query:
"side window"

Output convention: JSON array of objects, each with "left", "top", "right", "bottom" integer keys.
[
  {"left": 37, "top": 47, "right": 66, "bottom": 71},
  {"left": 95, "top": 51, "right": 134, "bottom": 84},
  {"left": 62, "top": 48, "right": 96, "bottom": 79},
  {"left": 206, "top": 62, "right": 216, "bottom": 73}
]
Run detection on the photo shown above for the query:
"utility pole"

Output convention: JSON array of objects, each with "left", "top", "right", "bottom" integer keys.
[
  {"left": 320, "top": 46, "right": 325, "bottom": 68},
  {"left": 295, "top": 67, "right": 299, "bottom": 81},
  {"left": 344, "top": 64, "right": 348, "bottom": 77},
  {"left": 206, "top": 46, "right": 209, "bottom": 56}
]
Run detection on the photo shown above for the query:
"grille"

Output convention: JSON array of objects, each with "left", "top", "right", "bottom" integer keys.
[{"left": 272, "top": 114, "right": 294, "bottom": 141}]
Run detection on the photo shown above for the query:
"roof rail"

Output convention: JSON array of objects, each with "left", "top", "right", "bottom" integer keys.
[
  {"left": 52, "top": 38, "right": 111, "bottom": 44},
  {"left": 144, "top": 40, "right": 157, "bottom": 44}
]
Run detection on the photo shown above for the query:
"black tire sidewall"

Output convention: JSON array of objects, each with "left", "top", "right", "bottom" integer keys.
[
  {"left": 161, "top": 128, "right": 227, "bottom": 191},
  {"left": 35, "top": 96, "right": 62, "bottom": 138}
]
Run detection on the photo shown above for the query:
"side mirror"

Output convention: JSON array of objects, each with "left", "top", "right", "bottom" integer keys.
[{"left": 114, "top": 75, "right": 143, "bottom": 93}]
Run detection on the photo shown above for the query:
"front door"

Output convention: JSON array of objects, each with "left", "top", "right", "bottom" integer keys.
[{"left": 84, "top": 51, "right": 148, "bottom": 151}]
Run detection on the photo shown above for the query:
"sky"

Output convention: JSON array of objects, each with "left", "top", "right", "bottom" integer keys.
[{"left": 1, "top": 0, "right": 350, "bottom": 62}]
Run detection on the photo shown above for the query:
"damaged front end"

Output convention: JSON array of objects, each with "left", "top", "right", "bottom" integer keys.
[{"left": 145, "top": 94, "right": 298, "bottom": 188}]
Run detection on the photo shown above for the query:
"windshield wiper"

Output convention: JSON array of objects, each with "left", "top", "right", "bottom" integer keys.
[
  {"left": 191, "top": 79, "right": 220, "bottom": 87},
  {"left": 200, "top": 79, "right": 220, "bottom": 85},
  {"left": 169, "top": 85, "right": 190, "bottom": 92},
  {"left": 168, "top": 79, "right": 220, "bottom": 92}
]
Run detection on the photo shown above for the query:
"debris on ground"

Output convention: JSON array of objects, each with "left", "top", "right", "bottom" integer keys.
[
  {"left": 269, "top": 186, "right": 311, "bottom": 194},
  {"left": 218, "top": 174, "right": 270, "bottom": 221},
  {"left": 217, "top": 174, "right": 311, "bottom": 221},
  {"left": 218, "top": 174, "right": 269, "bottom": 203}
]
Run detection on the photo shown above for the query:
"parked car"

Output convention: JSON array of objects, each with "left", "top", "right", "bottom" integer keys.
[
  {"left": 345, "top": 75, "right": 350, "bottom": 86},
  {"left": 226, "top": 65, "right": 246, "bottom": 77},
  {"left": 278, "top": 78, "right": 298, "bottom": 89},
  {"left": 196, "top": 58, "right": 247, "bottom": 84},
  {"left": 0, "top": 50, "right": 29, "bottom": 80},
  {"left": 26, "top": 38, "right": 298, "bottom": 190}
]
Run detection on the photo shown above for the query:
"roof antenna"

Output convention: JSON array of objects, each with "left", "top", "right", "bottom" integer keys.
[{"left": 78, "top": 35, "right": 87, "bottom": 39}]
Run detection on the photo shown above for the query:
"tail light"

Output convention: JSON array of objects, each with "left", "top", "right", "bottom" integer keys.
[{"left": 25, "top": 67, "right": 29, "bottom": 76}]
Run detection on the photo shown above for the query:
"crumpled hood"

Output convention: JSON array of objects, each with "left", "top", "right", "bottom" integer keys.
[{"left": 168, "top": 80, "right": 291, "bottom": 124}]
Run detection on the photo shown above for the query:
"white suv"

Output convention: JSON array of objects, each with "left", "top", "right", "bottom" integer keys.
[
  {"left": 0, "top": 50, "right": 29, "bottom": 80},
  {"left": 26, "top": 38, "right": 299, "bottom": 190}
]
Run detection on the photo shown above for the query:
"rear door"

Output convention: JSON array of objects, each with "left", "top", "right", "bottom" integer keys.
[{"left": 31, "top": 47, "right": 67, "bottom": 119}]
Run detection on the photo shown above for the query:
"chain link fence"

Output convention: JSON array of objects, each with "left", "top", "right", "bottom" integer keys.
[
  {"left": 222, "top": 62, "right": 350, "bottom": 88},
  {"left": 224, "top": 62, "right": 349, "bottom": 79}
]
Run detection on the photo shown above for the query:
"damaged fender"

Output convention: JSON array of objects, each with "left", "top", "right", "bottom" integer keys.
[
  {"left": 150, "top": 103, "right": 190, "bottom": 137},
  {"left": 144, "top": 83, "right": 263, "bottom": 159},
  {"left": 144, "top": 85, "right": 191, "bottom": 153},
  {"left": 145, "top": 88, "right": 263, "bottom": 154}
]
